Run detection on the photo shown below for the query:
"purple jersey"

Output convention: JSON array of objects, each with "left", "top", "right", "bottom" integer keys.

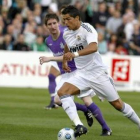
[
  {"left": 45, "top": 31, "right": 76, "bottom": 74},
  {"left": 59, "top": 24, "right": 67, "bottom": 32}
]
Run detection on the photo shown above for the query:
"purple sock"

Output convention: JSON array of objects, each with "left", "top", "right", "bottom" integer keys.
[
  {"left": 75, "top": 102, "right": 88, "bottom": 113},
  {"left": 51, "top": 96, "right": 54, "bottom": 102},
  {"left": 48, "top": 74, "right": 56, "bottom": 102},
  {"left": 87, "top": 103, "right": 110, "bottom": 130}
]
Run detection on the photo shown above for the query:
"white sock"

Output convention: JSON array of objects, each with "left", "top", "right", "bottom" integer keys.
[
  {"left": 121, "top": 103, "right": 140, "bottom": 125},
  {"left": 61, "top": 96, "right": 83, "bottom": 126}
]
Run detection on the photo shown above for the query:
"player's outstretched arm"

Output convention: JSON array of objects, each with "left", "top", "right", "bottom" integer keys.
[{"left": 39, "top": 56, "right": 63, "bottom": 65}]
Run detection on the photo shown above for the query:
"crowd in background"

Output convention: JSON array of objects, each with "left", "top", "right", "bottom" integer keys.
[{"left": 0, "top": 0, "right": 140, "bottom": 55}]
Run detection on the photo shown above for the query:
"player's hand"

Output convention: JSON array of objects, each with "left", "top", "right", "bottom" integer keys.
[
  {"left": 62, "top": 61, "right": 71, "bottom": 72},
  {"left": 64, "top": 52, "right": 75, "bottom": 61},
  {"left": 39, "top": 56, "right": 51, "bottom": 65}
]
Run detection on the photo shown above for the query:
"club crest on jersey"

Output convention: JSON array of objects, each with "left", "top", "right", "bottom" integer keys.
[
  {"left": 60, "top": 42, "right": 64, "bottom": 49},
  {"left": 76, "top": 35, "right": 81, "bottom": 41}
]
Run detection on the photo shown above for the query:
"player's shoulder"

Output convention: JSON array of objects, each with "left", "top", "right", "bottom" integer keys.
[
  {"left": 63, "top": 27, "right": 69, "bottom": 34},
  {"left": 81, "top": 22, "right": 96, "bottom": 33},
  {"left": 63, "top": 28, "right": 69, "bottom": 38},
  {"left": 59, "top": 24, "right": 68, "bottom": 32}
]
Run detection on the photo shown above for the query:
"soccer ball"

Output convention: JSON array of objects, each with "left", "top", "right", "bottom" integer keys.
[{"left": 57, "top": 128, "right": 76, "bottom": 140}]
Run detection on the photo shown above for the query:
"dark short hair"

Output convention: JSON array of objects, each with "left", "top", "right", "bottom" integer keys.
[
  {"left": 59, "top": 5, "right": 68, "bottom": 13},
  {"left": 61, "top": 5, "right": 81, "bottom": 20},
  {"left": 44, "top": 13, "right": 59, "bottom": 25}
]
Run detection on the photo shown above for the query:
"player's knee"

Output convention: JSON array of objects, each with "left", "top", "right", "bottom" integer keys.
[
  {"left": 110, "top": 99, "right": 124, "bottom": 111},
  {"left": 58, "top": 84, "right": 78, "bottom": 97},
  {"left": 54, "top": 95, "right": 61, "bottom": 105},
  {"left": 48, "top": 74, "right": 56, "bottom": 81},
  {"left": 57, "top": 88, "right": 65, "bottom": 97},
  {"left": 84, "top": 100, "right": 90, "bottom": 106},
  {"left": 82, "top": 96, "right": 93, "bottom": 106},
  {"left": 57, "top": 87, "right": 71, "bottom": 97},
  {"left": 114, "top": 104, "right": 122, "bottom": 111}
]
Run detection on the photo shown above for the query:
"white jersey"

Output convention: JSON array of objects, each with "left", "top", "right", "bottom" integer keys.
[{"left": 63, "top": 22, "right": 107, "bottom": 78}]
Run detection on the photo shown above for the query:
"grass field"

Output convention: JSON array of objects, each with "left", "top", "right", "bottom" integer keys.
[{"left": 0, "top": 87, "right": 140, "bottom": 140}]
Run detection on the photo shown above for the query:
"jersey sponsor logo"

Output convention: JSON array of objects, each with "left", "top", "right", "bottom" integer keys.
[
  {"left": 81, "top": 23, "right": 92, "bottom": 33},
  {"left": 69, "top": 43, "right": 84, "bottom": 52},
  {"left": 112, "top": 59, "right": 130, "bottom": 82}
]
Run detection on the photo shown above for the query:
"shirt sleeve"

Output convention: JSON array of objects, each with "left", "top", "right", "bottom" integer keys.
[
  {"left": 63, "top": 32, "right": 66, "bottom": 42},
  {"left": 85, "top": 24, "right": 98, "bottom": 45}
]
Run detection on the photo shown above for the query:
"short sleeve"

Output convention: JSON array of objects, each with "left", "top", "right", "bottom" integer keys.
[
  {"left": 84, "top": 24, "right": 98, "bottom": 45},
  {"left": 63, "top": 32, "right": 66, "bottom": 42}
]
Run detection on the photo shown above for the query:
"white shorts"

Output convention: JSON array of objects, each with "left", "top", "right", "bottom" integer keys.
[
  {"left": 48, "top": 61, "right": 60, "bottom": 72},
  {"left": 66, "top": 69, "right": 119, "bottom": 102},
  {"left": 56, "top": 70, "right": 96, "bottom": 98}
]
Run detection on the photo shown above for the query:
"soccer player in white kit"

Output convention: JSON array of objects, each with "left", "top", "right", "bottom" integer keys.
[
  {"left": 40, "top": 13, "right": 112, "bottom": 136},
  {"left": 57, "top": 5, "right": 140, "bottom": 137}
]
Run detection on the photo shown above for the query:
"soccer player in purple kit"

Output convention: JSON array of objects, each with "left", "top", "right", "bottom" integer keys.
[
  {"left": 40, "top": 13, "right": 112, "bottom": 136},
  {"left": 44, "top": 6, "right": 68, "bottom": 109}
]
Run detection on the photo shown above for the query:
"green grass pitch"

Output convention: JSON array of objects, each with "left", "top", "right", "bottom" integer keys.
[{"left": 0, "top": 87, "right": 140, "bottom": 140}]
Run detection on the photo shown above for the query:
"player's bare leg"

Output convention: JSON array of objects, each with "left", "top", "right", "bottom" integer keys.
[
  {"left": 110, "top": 98, "right": 140, "bottom": 129},
  {"left": 58, "top": 83, "right": 87, "bottom": 137},
  {"left": 55, "top": 89, "right": 111, "bottom": 136}
]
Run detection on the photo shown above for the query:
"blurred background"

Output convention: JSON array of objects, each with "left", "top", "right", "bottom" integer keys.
[
  {"left": 0, "top": 0, "right": 140, "bottom": 90},
  {"left": 0, "top": 0, "right": 140, "bottom": 55},
  {"left": 0, "top": 1, "right": 140, "bottom": 140}
]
